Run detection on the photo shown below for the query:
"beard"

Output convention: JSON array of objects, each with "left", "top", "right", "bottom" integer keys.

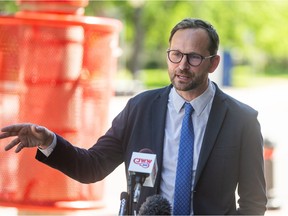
[{"left": 170, "top": 69, "right": 205, "bottom": 92}]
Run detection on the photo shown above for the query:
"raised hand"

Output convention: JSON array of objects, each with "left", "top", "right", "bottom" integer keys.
[{"left": 0, "top": 123, "right": 54, "bottom": 153}]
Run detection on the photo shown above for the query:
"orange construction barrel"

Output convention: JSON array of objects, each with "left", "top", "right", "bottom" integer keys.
[
  {"left": 16, "top": 0, "right": 89, "bottom": 15},
  {"left": 0, "top": 9, "right": 122, "bottom": 211}
]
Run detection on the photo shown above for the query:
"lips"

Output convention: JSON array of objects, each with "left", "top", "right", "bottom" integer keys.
[{"left": 176, "top": 74, "right": 190, "bottom": 81}]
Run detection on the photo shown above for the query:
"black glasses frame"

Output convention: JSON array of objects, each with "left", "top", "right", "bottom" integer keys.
[{"left": 167, "top": 49, "right": 216, "bottom": 67}]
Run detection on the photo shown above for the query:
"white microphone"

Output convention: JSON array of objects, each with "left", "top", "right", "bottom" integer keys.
[{"left": 128, "top": 148, "right": 158, "bottom": 205}]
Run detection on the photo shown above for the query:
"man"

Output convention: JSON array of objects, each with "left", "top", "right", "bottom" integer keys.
[{"left": 0, "top": 18, "right": 267, "bottom": 215}]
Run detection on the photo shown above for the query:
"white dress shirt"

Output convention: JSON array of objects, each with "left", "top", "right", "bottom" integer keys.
[{"left": 160, "top": 80, "right": 216, "bottom": 214}]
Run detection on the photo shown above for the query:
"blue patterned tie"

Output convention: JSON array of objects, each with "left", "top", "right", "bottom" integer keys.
[{"left": 173, "top": 102, "right": 194, "bottom": 215}]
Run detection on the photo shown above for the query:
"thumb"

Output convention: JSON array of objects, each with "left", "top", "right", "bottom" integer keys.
[{"left": 35, "top": 125, "right": 46, "bottom": 133}]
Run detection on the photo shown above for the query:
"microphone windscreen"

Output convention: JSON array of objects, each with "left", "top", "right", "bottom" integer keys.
[{"left": 138, "top": 194, "right": 172, "bottom": 215}]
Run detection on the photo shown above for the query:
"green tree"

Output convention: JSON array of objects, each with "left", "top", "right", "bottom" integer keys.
[
  {"left": 0, "top": 1, "right": 18, "bottom": 14},
  {"left": 1, "top": 0, "right": 288, "bottom": 77}
]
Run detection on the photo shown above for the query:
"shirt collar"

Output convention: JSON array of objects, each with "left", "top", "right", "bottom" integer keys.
[{"left": 171, "top": 80, "right": 216, "bottom": 116}]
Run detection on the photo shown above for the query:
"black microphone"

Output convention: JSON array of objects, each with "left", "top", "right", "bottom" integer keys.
[
  {"left": 118, "top": 191, "right": 128, "bottom": 216},
  {"left": 138, "top": 194, "right": 172, "bottom": 215}
]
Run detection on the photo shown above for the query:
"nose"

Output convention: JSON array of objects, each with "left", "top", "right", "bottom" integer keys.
[{"left": 179, "top": 55, "right": 190, "bottom": 70}]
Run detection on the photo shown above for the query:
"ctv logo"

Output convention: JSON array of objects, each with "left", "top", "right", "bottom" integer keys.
[{"left": 133, "top": 158, "right": 152, "bottom": 168}]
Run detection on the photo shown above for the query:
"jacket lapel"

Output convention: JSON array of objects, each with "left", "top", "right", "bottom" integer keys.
[
  {"left": 193, "top": 86, "right": 228, "bottom": 188},
  {"left": 150, "top": 85, "right": 171, "bottom": 191}
]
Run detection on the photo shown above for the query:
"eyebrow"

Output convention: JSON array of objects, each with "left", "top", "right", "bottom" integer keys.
[{"left": 168, "top": 49, "right": 203, "bottom": 56}]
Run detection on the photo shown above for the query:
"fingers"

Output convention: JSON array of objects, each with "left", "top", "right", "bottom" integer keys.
[
  {"left": 1, "top": 123, "right": 50, "bottom": 153},
  {"left": 4, "top": 137, "right": 21, "bottom": 152},
  {"left": 15, "top": 142, "right": 25, "bottom": 153},
  {"left": 0, "top": 131, "right": 24, "bottom": 139},
  {"left": 1, "top": 123, "right": 32, "bottom": 135},
  {"left": 1, "top": 123, "right": 38, "bottom": 138},
  {"left": 1, "top": 124, "right": 25, "bottom": 132},
  {"left": 0, "top": 132, "right": 11, "bottom": 139}
]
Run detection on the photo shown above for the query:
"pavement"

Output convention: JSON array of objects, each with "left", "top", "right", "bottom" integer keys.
[{"left": 1, "top": 78, "right": 288, "bottom": 215}]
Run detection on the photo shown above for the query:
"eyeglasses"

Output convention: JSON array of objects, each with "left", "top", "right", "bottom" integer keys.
[{"left": 167, "top": 49, "right": 216, "bottom": 67}]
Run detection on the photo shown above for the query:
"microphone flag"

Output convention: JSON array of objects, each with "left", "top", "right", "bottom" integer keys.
[{"left": 128, "top": 151, "right": 158, "bottom": 187}]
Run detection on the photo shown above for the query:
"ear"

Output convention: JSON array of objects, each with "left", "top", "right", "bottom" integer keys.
[{"left": 208, "top": 55, "right": 220, "bottom": 73}]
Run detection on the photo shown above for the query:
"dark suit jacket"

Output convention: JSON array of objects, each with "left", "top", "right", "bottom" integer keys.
[{"left": 36, "top": 82, "right": 267, "bottom": 215}]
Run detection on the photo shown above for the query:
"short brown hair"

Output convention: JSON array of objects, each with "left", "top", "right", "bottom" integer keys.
[{"left": 169, "top": 18, "right": 219, "bottom": 55}]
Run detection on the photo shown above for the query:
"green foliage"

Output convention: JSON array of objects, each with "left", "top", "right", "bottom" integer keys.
[
  {"left": 140, "top": 69, "right": 170, "bottom": 89},
  {"left": 114, "top": 0, "right": 288, "bottom": 76},
  {"left": 1, "top": 0, "right": 287, "bottom": 79},
  {"left": 0, "top": 1, "right": 18, "bottom": 14}
]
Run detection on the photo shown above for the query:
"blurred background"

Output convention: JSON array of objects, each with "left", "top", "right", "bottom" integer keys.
[
  {"left": 0, "top": 0, "right": 288, "bottom": 215},
  {"left": 2, "top": 0, "right": 288, "bottom": 89}
]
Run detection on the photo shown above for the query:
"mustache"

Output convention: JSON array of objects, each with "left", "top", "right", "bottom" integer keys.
[{"left": 175, "top": 69, "right": 192, "bottom": 77}]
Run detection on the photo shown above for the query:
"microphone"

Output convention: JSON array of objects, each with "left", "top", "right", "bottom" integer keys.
[
  {"left": 128, "top": 148, "right": 158, "bottom": 214},
  {"left": 138, "top": 194, "right": 172, "bottom": 215},
  {"left": 128, "top": 148, "right": 158, "bottom": 188},
  {"left": 118, "top": 191, "right": 128, "bottom": 216}
]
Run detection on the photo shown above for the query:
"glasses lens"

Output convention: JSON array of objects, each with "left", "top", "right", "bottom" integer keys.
[
  {"left": 168, "top": 50, "right": 183, "bottom": 63},
  {"left": 187, "top": 54, "right": 202, "bottom": 66}
]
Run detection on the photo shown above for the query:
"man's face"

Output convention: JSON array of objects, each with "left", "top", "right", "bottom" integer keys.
[{"left": 167, "top": 28, "right": 218, "bottom": 96}]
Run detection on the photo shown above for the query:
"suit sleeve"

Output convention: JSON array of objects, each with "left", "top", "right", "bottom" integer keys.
[
  {"left": 35, "top": 100, "right": 132, "bottom": 184},
  {"left": 237, "top": 112, "right": 267, "bottom": 215}
]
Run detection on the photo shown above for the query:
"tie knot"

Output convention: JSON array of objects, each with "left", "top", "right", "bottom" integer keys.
[{"left": 184, "top": 102, "right": 194, "bottom": 115}]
